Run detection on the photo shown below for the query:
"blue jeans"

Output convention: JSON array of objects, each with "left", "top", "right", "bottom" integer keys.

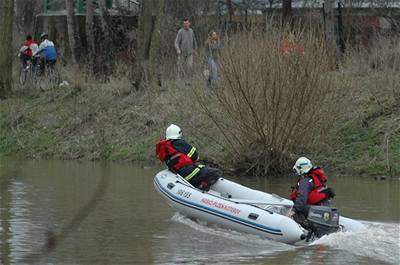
[{"left": 207, "top": 58, "right": 218, "bottom": 85}]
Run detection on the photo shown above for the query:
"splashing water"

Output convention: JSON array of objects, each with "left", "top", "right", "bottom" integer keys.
[
  {"left": 167, "top": 213, "right": 399, "bottom": 265},
  {"left": 312, "top": 221, "right": 400, "bottom": 265}
]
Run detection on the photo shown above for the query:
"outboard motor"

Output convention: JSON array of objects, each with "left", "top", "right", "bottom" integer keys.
[{"left": 306, "top": 206, "right": 340, "bottom": 239}]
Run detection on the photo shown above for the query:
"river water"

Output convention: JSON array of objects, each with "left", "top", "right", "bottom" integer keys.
[{"left": 0, "top": 159, "right": 399, "bottom": 265}]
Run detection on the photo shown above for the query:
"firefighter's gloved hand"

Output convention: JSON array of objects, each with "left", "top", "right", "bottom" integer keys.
[
  {"left": 198, "top": 180, "right": 210, "bottom": 191},
  {"left": 322, "top": 187, "right": 335, "bottom": 198}
]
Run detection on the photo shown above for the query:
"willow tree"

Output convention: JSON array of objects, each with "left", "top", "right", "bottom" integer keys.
[{"left": 0, "top": 0, "right": 14, "bottom": 99}]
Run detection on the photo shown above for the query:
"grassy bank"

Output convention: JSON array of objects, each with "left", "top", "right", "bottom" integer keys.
[
  {"left": 2, "top": 27, "right": 399, "bottom": 178},
  {"left": 324, "top": 72, "right": 400, "bottom": 177},
  {"left": 0, "top": 70, "right": 398, "bottom": 177},
  {"left": 0, "top": 75, "right": 225, "bottom": 165}
]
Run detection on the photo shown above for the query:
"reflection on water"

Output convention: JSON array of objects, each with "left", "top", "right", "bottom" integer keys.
[{"left": 0, "top": 158, "right": 399, "bottom": 264}]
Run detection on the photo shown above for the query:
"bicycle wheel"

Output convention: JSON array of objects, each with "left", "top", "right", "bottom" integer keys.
[
  {"left": 47, "top": 66, "right": 61, "bottom": 87},
  {"left": 19, "top": 67, "right": 28, "bottom": 85},
  {"left": 33, "top": 65, "right": 45, "bottom": 90}
]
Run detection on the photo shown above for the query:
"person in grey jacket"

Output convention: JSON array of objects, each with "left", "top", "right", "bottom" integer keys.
[{"left": 175, "top": 18, "right": 197, "bottom": 83}]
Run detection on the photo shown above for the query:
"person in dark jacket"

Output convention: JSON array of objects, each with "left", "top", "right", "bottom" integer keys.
[
  {"left": 289, "top": 157, "right": 335, "bottom": 228},
  {"left": 156, "top": 124, "right": 222, "bottom": 190}
]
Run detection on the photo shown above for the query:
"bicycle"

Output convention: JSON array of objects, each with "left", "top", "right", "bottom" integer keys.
[
  {"left": 34, "top": 58, "right": 61, "bottom": 90},
  {"left": 18, "top": 56, "right": 40, "bottom": 86}
]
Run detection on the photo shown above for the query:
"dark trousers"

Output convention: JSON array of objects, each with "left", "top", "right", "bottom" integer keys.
[
  {"left": 20, "top": 53, "right": 31, "bottom": 68},
  {"left": 191, "top": 167, "right": 223, "bottom": 190}
]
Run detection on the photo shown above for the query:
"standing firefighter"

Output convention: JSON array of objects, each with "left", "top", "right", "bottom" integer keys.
[
  {"left": 290, "top": 157, "right": 335, "bottom": 228},
  {"left": 156, "top": 124, "right": 222, "bottom": 191}
]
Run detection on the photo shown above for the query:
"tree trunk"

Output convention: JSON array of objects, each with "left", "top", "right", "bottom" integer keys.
[
  {"left": 0, "top": 0, "right": 14, "bottom": 99},
  {"left": 149, "top": 0, "right": 165, "bottom": 86},
  {"left": 134, "top": 0, "right": 154, "bottom": 89},
  {"left": 97, "top": 0, "right": 109, "bottom": 37},
  {"left": 139, "top": 0, "right": 153, "bottom": 61},
  {"left": 86, "top": 0, "right": 95, "bottom": 63},
  {"left": 65, "top": 0, "right": 77, "bottom": 63},
  {"left": 324, "top": 0, "right": 335, "bottom": 45},
  {"left": 226, "top": 0, "right": 234, "bottom": 23},
  {"left": 96, "top": 0, "right": 112, "bottom": 80},
  {"left": 324, "top": 0, "right": 338, "bottom": 60},
  {"left": 282, "top": 0, "right": 292, "bottom": 23}
]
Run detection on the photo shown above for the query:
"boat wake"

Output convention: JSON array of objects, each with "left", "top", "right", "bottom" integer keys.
[
  {"left": 171, "top": 213, "right": 399, "bottom": 265},
  {"left": 310, "top": 221, "right": 400, "bottom": 265},
  {"left": 171, "top": 212, "right": 293, "bottom": 250}
]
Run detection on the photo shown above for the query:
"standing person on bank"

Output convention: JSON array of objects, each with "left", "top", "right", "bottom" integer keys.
[
  {"left": 204, "top": 30, "right": 221, "bottom": 87},
  {"left": 175, "top": 18, "right": 197, "bottom": 85}
]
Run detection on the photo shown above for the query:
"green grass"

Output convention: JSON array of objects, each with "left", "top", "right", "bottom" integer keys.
[
  {"left": 1, "top": 72, "right": 398, "bottom": 177},
  {"left": 330, "top": 108, "right": 399, "bottom": 177}
]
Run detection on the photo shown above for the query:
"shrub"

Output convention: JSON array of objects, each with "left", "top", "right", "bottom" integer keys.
[{"left": 197, "top": 25, "right": 338, "bottom": 176}]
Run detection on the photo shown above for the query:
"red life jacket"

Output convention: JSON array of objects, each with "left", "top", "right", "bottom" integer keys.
[
  {"left": 290, "top": 167, "right": 330, "bottom": 204},
  {"left": 155, "top": 140, "right": 194, "bottom": 172}
]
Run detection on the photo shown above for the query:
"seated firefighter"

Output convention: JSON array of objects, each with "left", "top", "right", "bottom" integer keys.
[
  {"left": 156, "top": 124, "right": 222, "bottom": 191},
  {"left": 289, "top": 157, "right": 335, "bottom": 228}
]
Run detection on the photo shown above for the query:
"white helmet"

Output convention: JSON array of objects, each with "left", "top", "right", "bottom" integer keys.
[
  {"left": 165, "top": 124, "right": 182, "bottom": 140},
  {"left": 293, "top": 157, "right": 313, "bottom": 175}
]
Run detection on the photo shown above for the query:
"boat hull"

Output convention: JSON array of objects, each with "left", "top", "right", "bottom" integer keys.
[
  {"left": 154, "top": 169, "right": 365, "bottom": 244},
  {"left": 154, "top": 170, "right": 305, "bottom": 244}
]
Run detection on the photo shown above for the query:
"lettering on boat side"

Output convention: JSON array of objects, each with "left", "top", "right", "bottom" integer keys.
[
  {"left": 201, "top": 198, "right": 241, "bottom": 215},
  {"left": 177, "top": 189, "right": 192, "bottom": 198}
]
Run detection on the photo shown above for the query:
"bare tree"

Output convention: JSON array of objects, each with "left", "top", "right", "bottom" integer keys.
[
  {"left": 65, "top": 0, "right": 77, "bottom": 63},
  {"left": 96, "top": 0, "right": 112, "bottom": 79},
  {"left": 226, "top": 0, "right": 234, "bottom": 23},
  {"left": 15, "top": 0, "right": 40, "bottom": 38},
  {"left": 324, "top": 0, "right": 337, "bottom": 58},
  {"left": 86, "top": 0, "right": 95, "bottom": 64},
  {"left": 98, "top": 0, "right": 110, "bottom": 37},
  {"left": 0, "top": 0, "right": 14, "bottom": 99},
  {"left": 134, "top": 0, "right": 154, "bottom": 88},
  {"left": 149, "top": 0, "right": 165, "bottom": 86},
  {"left": 282, "top": 0, "right": 292, "bottom": 22}
]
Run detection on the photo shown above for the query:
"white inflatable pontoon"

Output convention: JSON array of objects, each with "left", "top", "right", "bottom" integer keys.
[{"left": 154, "top": 169, "right": 365, "bottom": 244}]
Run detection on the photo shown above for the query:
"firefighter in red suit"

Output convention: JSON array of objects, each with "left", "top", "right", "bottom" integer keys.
[
  {"left": 289, "top": 157, "right": 335, "bottom": 228},
  {"left": 156, "top": 124, "right": 222, "bottom": 191}
]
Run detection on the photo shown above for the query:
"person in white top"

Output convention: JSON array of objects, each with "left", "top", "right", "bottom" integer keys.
[{"left": 18, "top": 35, "right": 39, "bottom": 69}]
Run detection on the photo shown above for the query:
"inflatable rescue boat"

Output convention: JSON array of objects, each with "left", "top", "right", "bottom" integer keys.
[{"left": 154, "top": 169, "right": 365, "bottom": 244}]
